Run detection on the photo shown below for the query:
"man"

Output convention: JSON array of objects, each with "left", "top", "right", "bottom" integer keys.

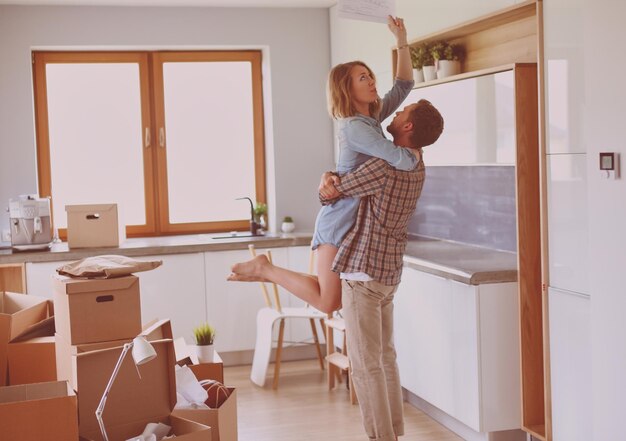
[{"left": 319, "top": 99, "right": 443, "bottom": 441}]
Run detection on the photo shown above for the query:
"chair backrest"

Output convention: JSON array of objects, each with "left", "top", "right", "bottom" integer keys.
[
  {"left": 248, "top": 244, "right": 318, "bottom": 314},
  {"left": 248, "top": 244, "right": 282, "bottom": 313}
]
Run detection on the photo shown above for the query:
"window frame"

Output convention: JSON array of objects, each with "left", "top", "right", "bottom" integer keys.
[{"left": 32, "top": 49, "right": 266, "bottom": 238}]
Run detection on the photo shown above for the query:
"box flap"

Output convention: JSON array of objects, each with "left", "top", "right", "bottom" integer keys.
[
  {"left": 11, "top": 316, "right": 55, "bottom": 342},
  {"left": 53, "top": 274, "right": 138, "bottom": 295},
  {"left": 76, "top": 339, "right": 177, "bottom": 439},
  {"left": 65, "top": 204, "right": 117, "bottom": 214},
  {"left": 0, "top": 381, "right": 73, "bottom": 404},
  {"left": 0, "top": 292, "right": 49, "bottom": 341},
  {"left": 141, "top": 319, "right": 173, "bottom": 341}
]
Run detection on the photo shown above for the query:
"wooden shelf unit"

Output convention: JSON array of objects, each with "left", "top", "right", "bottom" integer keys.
[
  {"left": 392, "top": 2, "right": 550, "bottom": 440},
  {"left": 0, "top": 263, "right": 26, "bottom": 293},
  {"left": 392, "top": 0, "right": 538, "bottom": 79}
]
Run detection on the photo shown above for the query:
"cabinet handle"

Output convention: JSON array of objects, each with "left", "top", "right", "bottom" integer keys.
[
  {"left": 144, "top": 128, "right": 151, "bottom": 148},
  {"left": 159, "top": 127, "right": 165, "bottom": 148}
]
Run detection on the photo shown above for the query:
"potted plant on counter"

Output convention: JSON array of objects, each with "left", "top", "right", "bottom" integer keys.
[
  {"left": 254, "top": 202, "right": 267, "bottom": 232},
  {"left": 193, "top": 322, "right": 216, "bottom": 363},
  {"left": 281, "top": 216, "right": 295, "bottom": 233}
]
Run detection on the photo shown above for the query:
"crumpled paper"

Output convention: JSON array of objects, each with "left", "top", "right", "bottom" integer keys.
[
  {"left": 57, "top": 254, "right": 162, "bottom": 278},
  {"left": 126, "top": 422, "right": 174, "bottom": 440},
  {"left": 174, "top": 365, "right": 209, "bottom": 409}
]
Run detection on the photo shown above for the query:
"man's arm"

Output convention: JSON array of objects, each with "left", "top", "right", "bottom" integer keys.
[{"left": 319, "top": 158, "right": 389, "bottom": 204}]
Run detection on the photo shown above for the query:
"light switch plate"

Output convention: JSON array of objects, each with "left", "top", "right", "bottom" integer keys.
[{"left": 1, "top": 229, "right": 10, "bottom": 242}]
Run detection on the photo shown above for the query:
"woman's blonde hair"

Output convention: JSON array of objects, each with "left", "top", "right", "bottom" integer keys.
[{"left": 327, "top": 61, "right": 381, "bottom": 119}]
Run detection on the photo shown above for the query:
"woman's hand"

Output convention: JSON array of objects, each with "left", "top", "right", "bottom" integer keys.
[
  {"left": 319, "top": 172, "right": 341, "bottom": 200},
  {"left": 387, "top": 16, "right": 407, "bottom": 47}
]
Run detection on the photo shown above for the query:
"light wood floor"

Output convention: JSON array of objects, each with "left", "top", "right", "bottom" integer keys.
[{"left": 225, "top": 359, "right": 462, "bottom": 441}]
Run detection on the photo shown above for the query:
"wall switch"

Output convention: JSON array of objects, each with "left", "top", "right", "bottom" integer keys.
[{"left": 1, "top": 229, "right": 10, "bottom": 242}]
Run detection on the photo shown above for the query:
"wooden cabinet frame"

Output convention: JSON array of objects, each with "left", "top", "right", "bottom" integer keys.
[{"left": 392, "top": 1, "right": 550, "bottom": 439}]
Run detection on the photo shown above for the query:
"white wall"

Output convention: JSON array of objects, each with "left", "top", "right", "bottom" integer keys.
[
  {"left": 584, "top": 1, "right": 626, "bottom": 439},
  {"left": 0, "top": 5, "right": 334, "bottom": 234}
]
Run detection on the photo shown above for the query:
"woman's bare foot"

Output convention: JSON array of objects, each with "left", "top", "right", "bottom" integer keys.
[
  {"left": 226, "top": 272, "right": 270, "bottom": 282},
  {"left": 229, "top": 255, "right": 271, "bottom": 279}
]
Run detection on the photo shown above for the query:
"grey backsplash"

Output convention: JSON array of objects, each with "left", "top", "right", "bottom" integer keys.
[{"left": 408, "top": 166, "right": 517, "bottom": 252}]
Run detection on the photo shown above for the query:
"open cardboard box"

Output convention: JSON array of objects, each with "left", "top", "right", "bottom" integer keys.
[
  {"left": 56, "top": 319, "right": 173, "bottom": 392},
  {"left": 0, "top": 380, "right": 79, "bottom": 441},
  {"left": 172, "top": 365, "right": 237, "bottom": 441},
  {"left": 174, "top": 337, "right": 224, "bottom": 384},
  {"left": 53, "top": 274, "right": 141, "bottom": 345},
  {"left": 72, "top": 336, "right": 210, "bottom": 439},
  {"left": 66, "top": 203, "right": 125, "bottom": 248},
  {"left": 7, "top": 336, "right": 56, "bottom": 385},
  {"left": 0, "top": 291, "right": 50, "bottom": 386}
]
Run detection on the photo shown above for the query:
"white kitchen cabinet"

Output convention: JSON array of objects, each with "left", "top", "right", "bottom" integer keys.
[
  {"left": 26, "top": 259, "right": 73, "bottom": 299},
  {"left": 548, "top": 287, "right": 591, "bottom": 441},
  {"left": 394, "top": 266, "right": 520, "bottom": 433},
  {"left": 132, "top": 253, "right": 206, "bottom": 345},
  {"left": 204, "top": 247, "right": 294, "bottom": 353},
  {"left": 27, "top": 253, "right": 207, "bottom": 344}
]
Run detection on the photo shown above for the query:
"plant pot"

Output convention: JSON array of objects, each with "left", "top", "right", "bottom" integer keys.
[
  {"left": 422, "top": 65, "right": 437, "bottom": 81},
  {"left": 281, "top": 222, "right": 295, "bottom": 233},
  {"left": 437, "top": 60, "right": 461, "bottom": 79},
  {"left": 413, "top": 68, "right": 424, "bottom": 83},
  {"left": 195, "top": 344, "right": 214, "bottom": 363}
]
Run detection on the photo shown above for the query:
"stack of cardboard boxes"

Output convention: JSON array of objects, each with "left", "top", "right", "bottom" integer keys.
[
  {"left": 0, "top": 291, "right": 78, "bottom": 440},
  {"left": 53, "top": 274, "right": 212, "bottom": 440},
  {"left": 1, "top": 263, "right": 238, "bottom": 440}
]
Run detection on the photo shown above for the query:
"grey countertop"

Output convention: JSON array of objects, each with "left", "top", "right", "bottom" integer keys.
[
  {"left": 403, "top": 235, "right": 517, "bottom": 285},
  {"left": 0, "top": 232, "right": 517, "bottom": 285}
]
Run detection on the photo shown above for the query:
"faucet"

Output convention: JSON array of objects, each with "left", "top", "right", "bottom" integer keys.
[{"left": 236, "top": 197, "right": 259, "bottom": 235}]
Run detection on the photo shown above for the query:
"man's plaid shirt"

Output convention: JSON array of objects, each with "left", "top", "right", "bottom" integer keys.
[{"left": 323, "top": 149, "right": 425, "bottom": 286}]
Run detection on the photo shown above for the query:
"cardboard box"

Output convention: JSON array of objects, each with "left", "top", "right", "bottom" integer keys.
[
  {"left": 70, "top": 337, "right": 211, "bottom": 441},
  {"left": 0, "top": 292, "right": 50, "bottom": 386},
  {"left": 53, "top": 274, "right": 141, "bottom": 344},
  {"left": 175, "top": 337, "right": 224, "bottom": 384},
  {"left": 66, "top": 203, "right": 125, "bottom": 248},
  {"left": 0, "top": 381, "right": 79, "bottom": 441},
  {"left": 172, "top": 368, "right": 237, "bottom": 441},
  {"left": 8, "top": 336, "right": 56, "bottom": 385},
  {"left": 55, "top": 319, "right": 173, "bottom": 391}
]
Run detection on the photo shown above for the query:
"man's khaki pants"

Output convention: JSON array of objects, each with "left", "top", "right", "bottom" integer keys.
[{"left": 342, "top": 280, "right": 404, "bottom": 441}]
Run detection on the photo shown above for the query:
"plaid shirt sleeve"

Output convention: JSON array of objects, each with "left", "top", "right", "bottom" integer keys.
[{"left": 334, "top": 158, "right": 389, "bottom": 198}]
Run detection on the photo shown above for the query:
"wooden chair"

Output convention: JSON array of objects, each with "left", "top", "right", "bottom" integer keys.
[
  {"left": 248, "top": 244, "right": 326, "bottom": 389},
  {"left": 326, "top": 312, "right": 357, "bottom": 404}
]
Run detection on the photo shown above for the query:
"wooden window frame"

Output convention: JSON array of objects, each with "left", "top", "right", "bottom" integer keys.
[{"left": 32, "top": 50, "right": 266, "bottom": 238}]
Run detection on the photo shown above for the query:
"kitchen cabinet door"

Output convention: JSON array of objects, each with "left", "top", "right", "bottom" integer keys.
[
  {"left": 203, "top": 247, "right": 290, "bottom": 353},
  {"left": 26, "top": 260, "right": 73, "bottom": 299},
  {"left": 133, "top": 253, "right": 206, "bottom": 345}
]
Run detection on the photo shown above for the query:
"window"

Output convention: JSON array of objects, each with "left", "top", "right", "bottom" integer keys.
[{"left": 33, "top": 50, "right": 266, "bottom": 238}]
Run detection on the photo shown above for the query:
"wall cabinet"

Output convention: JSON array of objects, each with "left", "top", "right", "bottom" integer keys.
[
  {"left": 394, "top": 266, "right": 520, "bottom": 433},
  {"left": 548, "top": 287, "right": 591, "bottom": 441}
]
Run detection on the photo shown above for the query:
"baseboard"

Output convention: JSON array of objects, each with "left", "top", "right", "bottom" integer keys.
[
  {"left": 219, "top": 344, "right": 326, "bottom": 367},
  {"left": 403, "top": 389, "right": 526, "bottom": 441}
]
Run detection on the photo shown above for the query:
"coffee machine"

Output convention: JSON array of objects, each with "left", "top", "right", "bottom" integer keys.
[{"left": 8, "top": 195, "right": 53, "bottom": 251}]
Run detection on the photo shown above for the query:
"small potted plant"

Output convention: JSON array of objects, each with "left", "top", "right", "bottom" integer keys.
[
  {"left": 254, "top": 202, "right": 267, "bottom": 231},
  {"left": 281, "top": 216, "right": 295, "bottom": 233},
  {"left": 419, "top": 42, "right": 437, "bottom": 81},
  {"left": 409, "top": 45, "right": 427, "bottom": 83},
  {"left": 193, "top": 322, "right": 216, "bottom": 363},
  {"left": 438, "top": 42, "right": 464, "bottom": 78}
]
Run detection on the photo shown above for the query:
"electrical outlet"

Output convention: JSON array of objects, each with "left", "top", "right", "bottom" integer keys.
[{"left": 1, "top": 229, "right": 11, "bottom": 242}]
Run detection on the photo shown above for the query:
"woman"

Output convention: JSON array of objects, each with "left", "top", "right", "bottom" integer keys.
[{"left": 228, "top": 16, "right": 415, "bottom": 314}]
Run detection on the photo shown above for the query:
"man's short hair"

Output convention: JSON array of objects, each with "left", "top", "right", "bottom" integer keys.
[{"left": 408, "top": 99, "right": 444, "bottom": 148}]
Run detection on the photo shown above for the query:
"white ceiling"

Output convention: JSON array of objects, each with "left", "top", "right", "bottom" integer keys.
[{"left": 0, "top": 0, "right": 335, "bottom": 6}]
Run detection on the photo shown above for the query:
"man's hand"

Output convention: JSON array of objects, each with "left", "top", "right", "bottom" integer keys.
[{"left": 319, "top": 172, "right": 341, "bottom": 200}]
